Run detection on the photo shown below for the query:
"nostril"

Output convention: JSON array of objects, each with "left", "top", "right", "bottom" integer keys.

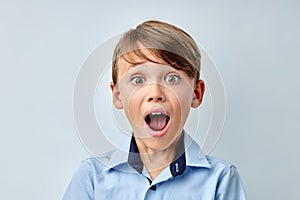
[{"left": 148, "top": 97, "right": 164, "bottom": 102}]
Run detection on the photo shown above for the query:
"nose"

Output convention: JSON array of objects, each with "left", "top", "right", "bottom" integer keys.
[{"left": 147, "top": 84, "right": 166, "bottom": 102}]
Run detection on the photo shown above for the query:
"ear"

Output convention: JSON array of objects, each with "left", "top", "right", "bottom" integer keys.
[
  {"left": 110, "top": 82, "right": 123, "bottom": 109},
  {"left": 191, "top": 79, "right": 205, "bottom": 108}
]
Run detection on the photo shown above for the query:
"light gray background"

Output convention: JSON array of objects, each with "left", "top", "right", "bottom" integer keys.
[{"left": 1, "top": 0, "right": 299, "bottom": 199}]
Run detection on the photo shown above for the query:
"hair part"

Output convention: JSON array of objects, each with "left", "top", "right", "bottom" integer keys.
[{"left": 112, "top": 20, "right": 201, "bottom": 84}]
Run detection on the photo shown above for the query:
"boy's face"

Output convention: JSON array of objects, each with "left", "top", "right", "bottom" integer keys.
[{"left": 110, "top": 54, "right": 204, "bottom": 151}]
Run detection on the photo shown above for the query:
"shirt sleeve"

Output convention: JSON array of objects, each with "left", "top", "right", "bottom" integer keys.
[
  {"left": 215, "top": 165, "right": 247, "bottom": 200},
  {"left": 62, "top": 160, "right": 94, "bottom": 200}
]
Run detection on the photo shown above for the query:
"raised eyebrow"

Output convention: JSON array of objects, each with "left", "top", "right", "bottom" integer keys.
[
  {"left": 164, "top": 71, "right": 181, "bottom": 77},
  {"left": 130, "top": 73, "right": 145, "bottom": 79}
]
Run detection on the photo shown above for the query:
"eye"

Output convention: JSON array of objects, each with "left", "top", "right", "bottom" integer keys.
[
  {"left": 131, "top": 76, "right": 145, "bottom": 85},
  {"left": 165, "top": 74, "right": 180, "bottom": 84}
]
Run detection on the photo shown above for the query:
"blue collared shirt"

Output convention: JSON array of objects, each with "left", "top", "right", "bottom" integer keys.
[{"left": 63, "top": 133, "right": 247, "bottom": 199}]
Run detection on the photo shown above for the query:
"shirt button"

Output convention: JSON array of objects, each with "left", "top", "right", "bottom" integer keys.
[{"left": 150, "top": 185, "right": 156, "bottom": 191}]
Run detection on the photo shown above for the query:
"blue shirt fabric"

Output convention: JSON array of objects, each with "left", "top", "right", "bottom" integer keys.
[{"left": 63, "top": 133, "right": 247, "bottom": 200}]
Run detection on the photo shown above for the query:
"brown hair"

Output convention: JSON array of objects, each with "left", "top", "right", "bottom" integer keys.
[{"left": 112, "top": 20, "right": 201, "bottom": 84}]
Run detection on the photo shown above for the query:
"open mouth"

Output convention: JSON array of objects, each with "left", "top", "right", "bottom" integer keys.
[{"left": 145, "top": 112, "right": 170, "bottom": 132}]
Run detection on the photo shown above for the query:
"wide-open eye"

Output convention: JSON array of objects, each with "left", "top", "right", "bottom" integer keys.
[
  {"left": 165, "top": 74, "right": 180, "bottom": 84},
  {"left": 131, "top": 76, "right": 145, "bottom": 85}
]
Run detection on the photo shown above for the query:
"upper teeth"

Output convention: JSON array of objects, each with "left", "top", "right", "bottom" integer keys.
[{"left": 151, "top": 112, "right": 162, "bottom": 115}]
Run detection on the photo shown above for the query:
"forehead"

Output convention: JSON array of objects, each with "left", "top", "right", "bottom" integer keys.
[
  {"left": 116, "top": 50, "right": 168, "bottom": 74},
  {"left": 116, "top": 59, "right": 169, "bottom": 81}
]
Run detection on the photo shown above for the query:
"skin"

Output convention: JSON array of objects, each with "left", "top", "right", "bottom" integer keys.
[{"left": 110, "top": 53, "right": 205, "bottom": 179}]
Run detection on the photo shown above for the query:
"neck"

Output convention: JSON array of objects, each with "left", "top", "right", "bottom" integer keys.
[{"left": 135, "top": 136, "right": 181, "bottom": 180}]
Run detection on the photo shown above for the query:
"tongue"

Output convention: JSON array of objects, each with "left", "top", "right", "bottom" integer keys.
[{"left": 148, "top": 115, "right": 168, "bottom": 131}]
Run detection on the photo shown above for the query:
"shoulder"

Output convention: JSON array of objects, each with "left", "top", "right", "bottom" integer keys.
[
  {"left": 77, "top": 151, "right": 116, "bottom": 176},
  {"left": 206, "top": 156, "right": 235, "bottom": 169},
  {"left": 204, "top": 156, "right": 247, "bottom": 199},
  {"left": 81, "top": 151, "right": 113, "bottom": 165},
  {"left": 205, "top": 155, "right": 239, "bottom": 176},
  {"left": 206, "top": 155, "right": 236, "bottom": 170},
  {"left": 62, "top": 156, "right": 112, "bottom": 200}
]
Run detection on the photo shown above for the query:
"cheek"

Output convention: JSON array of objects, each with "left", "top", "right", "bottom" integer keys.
[
  {"left": 122, "top": 88, "right": 145, "bottom": 123},
  {"left": 170, "top": 87, "right": 194, "bottom": 124},
  {"left": 119, "top": 84, "right": 138, "bottom": 107},
  {"left": 169, "top": 76, "right": 195, "bottom": 110},
  {"left": 172, "top": 87, "right": 194, "bottom": 108},
  {"left": 164, "top": 87, "right": 190, "bottom": 112}
]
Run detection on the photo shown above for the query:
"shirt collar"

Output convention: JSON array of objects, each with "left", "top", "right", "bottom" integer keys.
[
  {"left": 128, "top": 133, "right": 187, "bottom": 177},
  {"left": 128, "top": 135, "right": 143, "bottom": 173},
  {"left": 103, "top": 131, "right": 211, "bottom": 173}
]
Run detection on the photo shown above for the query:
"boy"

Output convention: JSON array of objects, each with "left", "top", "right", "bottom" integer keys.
[{"left": 63, "top": 20, "right": 247, "bottom": 199}]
